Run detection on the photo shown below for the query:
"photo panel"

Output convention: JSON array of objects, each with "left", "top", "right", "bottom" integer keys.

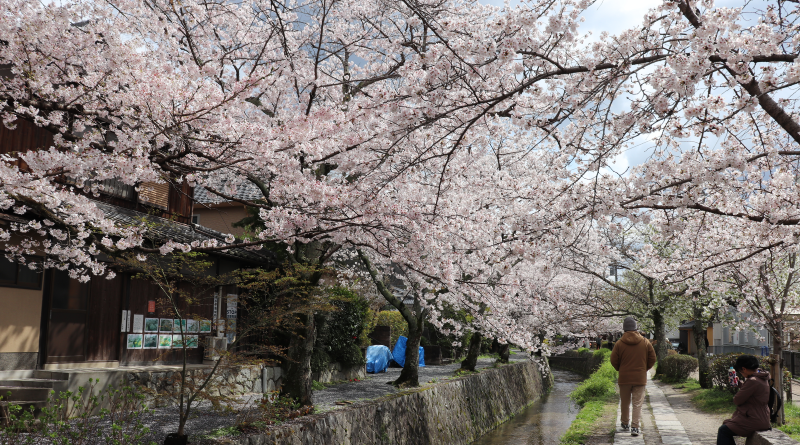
[
  {"left": 199, "top": 319, "right": 212, "bottom": 333},
  {"left": 173, "top": 319, "right": 187, "bottom": 333},
  {"left": 172, "top": 334, "right": 184, "bottom": 348},
  {"left": 185, "top": 335, "right": 198, "bottom": 349},
  {"left": 187, "top": 319, "right": 199, "bottom": 333},
  {"left": 158, "top": 334, "right": 172, "bottom": 348},
  {"left": 143, "top": 334, "right": 158, "bottom": 349},
  {"left": 144, "top": 318, "right": 159, "bottom": 333},
  {"left": 126, "top": 334, "right": 143, "bottom": 349},
  {"left": 159, "top": 318, "right": 173, "bottom": 333}
]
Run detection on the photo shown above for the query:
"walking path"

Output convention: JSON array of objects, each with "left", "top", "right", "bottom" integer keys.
[{"left": 613, "top": 374, "right": 742, "bottom": 445}]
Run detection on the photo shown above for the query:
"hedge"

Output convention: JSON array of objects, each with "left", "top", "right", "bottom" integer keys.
[{"left": 659, "top": 354, "right": 698, "bottom": 383}]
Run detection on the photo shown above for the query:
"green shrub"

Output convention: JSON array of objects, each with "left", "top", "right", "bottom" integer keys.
[
  {"left": 561, "top": 347, "right": 618, "bottom": 444},
  {"left": 660, "top": 354, "right": 698, "bottom": 383},
  {"left": 0, "top": 380, "right": 155, "bottom": 444},
  {"left": 311, "top": 349, "right": 331, "bottom": 373},
  {"left": 707, "top": 353, "right": 772, "bottom": 393},
  {"left": 593, "top": 348, "right": 611, "bottom": 359},
  {"left": 325, "top": 287, "right": 369, "bottom": 366},
  {"left": 371, "top": 311, "right": 408, "bottom": 347},
  {"left": 570, "top": 351, "right": 618, "bottom": 406},
  {"left": 667, "top": 349, "right": 678, "bottom": 356}
]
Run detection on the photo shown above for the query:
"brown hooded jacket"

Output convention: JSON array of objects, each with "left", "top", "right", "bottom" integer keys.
[
  {"left": 610, "top": 331, "right": 656, "bottom": 385},
  {"left": 723, "top": 370, "right": 771, "bottom": 436}
]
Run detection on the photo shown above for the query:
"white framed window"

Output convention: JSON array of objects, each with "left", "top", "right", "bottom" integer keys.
[{"left": 191, "top": 215, "right": 200, "bottom": 225}]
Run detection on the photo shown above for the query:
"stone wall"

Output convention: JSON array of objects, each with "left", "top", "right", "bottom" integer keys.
[
  {"left": 237, "top": 359, "right": 551, "bottom": 445},
  {"left": 311, "top": 362, "right": 366, "bottom": 384},
  {"left": 548, "top": 350, "right": 605, "bottom": 376},
  {"left": 746, "top": 429, "right": 800, "bottom": 445}
]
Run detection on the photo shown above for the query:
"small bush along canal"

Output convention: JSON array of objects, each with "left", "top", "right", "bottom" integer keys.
[
  {"left": 560, "top": 348, "right": 618, "bottom": 444},
  {"left": 471, "top": 369, "right": 584, "bottom": 445}
]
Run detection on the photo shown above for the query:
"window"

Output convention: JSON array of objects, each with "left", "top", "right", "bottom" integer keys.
[
  {"left": 0, "top": 254, "right": 43, "bottom": 289},
  {"left": 191, "top": 215, "right": 200, "bottom": 225}
]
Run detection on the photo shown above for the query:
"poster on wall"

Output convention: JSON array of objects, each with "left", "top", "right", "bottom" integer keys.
[
  {"left": 143, "top": 334, "right": 158, "bottom": 349},
  {"left": 120, "top": 310, "right": 129, "bottom": 332},
  {"left": 172, "top": 335, "right": 185, "bottom": 348},
  {"left": 159, "top": 318, "right": 173, "bottom": 332},
  {"left": 158, "top": 334, "right": 172, "bottom": 348},
  {"left": 185, "top": 335, "right": 198, "bottom": 349},
  {"left": 199, "top": 320, "right": 212, "bottom": 333},
  {"left": 173, "top": 319, "right": 187, "bottom": 333},
  {"left": 187, "top": 319, "right": 199, "bottom": 333},
  {"left": 126, "top": 334, "right": 143, "bottom": 349},
  {"left": 144, "top": 318, "right": 159, "bottom": 333},
  {"left": 132, "top": 314, "right": 144, "bottom": 334}
]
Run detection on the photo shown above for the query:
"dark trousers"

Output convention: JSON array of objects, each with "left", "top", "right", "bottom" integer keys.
[{"left": 717, "top": 425, "right": 736, "bottom": 445}]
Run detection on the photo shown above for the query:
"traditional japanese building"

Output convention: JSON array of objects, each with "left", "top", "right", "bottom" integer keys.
[{"left": 0, "top": 117, "right": 273, "bottom": 372}]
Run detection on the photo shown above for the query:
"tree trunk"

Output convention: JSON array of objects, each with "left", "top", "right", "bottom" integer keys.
[
  {"left": 461, "top": 331, "right": 482, "bottom": 372},
  {"left": 497, "top": 343, "right": 510, "bottom": 364},
  {"left": 652, "top": 308, "right": 668, "bottom": 365},
  {"left": 394, "top": 312, "right": 422, "bottom": 388},
  {"left": 281, "top": 311, "right": 315, "bottom": 406},
  {"left": 692, "top": 306, "right": 710, "bottom": 388},
  {"left": 772, "top": 323, "right": 785, "bottom": 425}
]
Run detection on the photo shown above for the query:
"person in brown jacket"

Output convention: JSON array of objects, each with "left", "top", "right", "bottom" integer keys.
[
  {"left": 610, "top": 317, "right": 656, "bottom": 437},
  {"left": 717, "top": 354, "right": 771, "bottom": 445}
]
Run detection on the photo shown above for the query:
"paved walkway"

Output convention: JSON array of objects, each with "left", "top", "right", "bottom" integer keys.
[{"left": 613, "top": 374, "right": 730, "bottom": 445}]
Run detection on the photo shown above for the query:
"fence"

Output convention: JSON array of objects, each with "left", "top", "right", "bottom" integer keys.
[
  {"left": 706, "top": 345, "right": 771, "bottom": 356},
  {"left": 783, "top": 350, "right": 800, "bottom": 377}
]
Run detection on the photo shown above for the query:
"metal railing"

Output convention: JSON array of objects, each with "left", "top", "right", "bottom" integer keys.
[{"left": 706, "top": 345, "right": 770, "bottom": 356}]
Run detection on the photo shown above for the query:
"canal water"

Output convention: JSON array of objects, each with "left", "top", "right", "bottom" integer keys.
[{"left": 471, "top": 369, "right": 584, "bottom": 445}]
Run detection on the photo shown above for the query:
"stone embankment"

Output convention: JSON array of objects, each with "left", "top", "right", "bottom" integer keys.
[
  {"left": 237, "top": 359, "right": 552, "bottom": 445},
  {"left": 548, "top": 349, "right": 605, "bottom": 376}
]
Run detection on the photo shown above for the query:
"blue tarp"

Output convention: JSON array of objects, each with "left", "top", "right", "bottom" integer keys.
[
  {"left": 366, "top": 345, "right": 393, "bottom": 373},
  {"left": 391, "top": 336, "right": 425, "bottom": 368}
]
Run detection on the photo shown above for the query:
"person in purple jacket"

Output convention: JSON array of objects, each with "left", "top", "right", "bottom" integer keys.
[{"left": 717, "top": 355, "right": 771, "bottom": 445}]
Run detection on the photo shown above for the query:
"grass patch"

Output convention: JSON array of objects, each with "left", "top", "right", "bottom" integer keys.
[
  {"left": 671, "top": 378, "right": 736, "bottom": 414},
  {"left": 560, "top": 394, "right": 618, "bottom": 445},
  {"left": 778, "top": 402, "right": 800, "bottom": 440},
  {"left": 560, "top": 349, "right": 619, "bottom": 444},
  {"left": 196, "top": 425, "right": 241, "bottom": 439}
]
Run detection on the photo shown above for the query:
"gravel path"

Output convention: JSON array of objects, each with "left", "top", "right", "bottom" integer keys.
[{"left": 654, "top": 380, "right": 745, "bottom": 444}]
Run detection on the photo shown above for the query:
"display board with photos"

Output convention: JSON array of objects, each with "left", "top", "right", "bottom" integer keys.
[{"left": 127, "top": 334, "right": 143, "bottom": 349}]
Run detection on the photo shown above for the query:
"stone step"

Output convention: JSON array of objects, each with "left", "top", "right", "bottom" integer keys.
[
  {"left": 0, "top": 379, "right": 63, "bottom": 388},
  {"left": 0, "top": 386, "right": 51, "bottom": 402}
]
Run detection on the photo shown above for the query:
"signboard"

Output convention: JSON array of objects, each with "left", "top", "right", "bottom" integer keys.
[
  {"left": 120, "top": 310, "right": 129, "bottom": 332},
  {"left": 226, "top": 295, "right": 237, "bottom": 319},
  {"left": 147, "top": 300, "right": 156, "bottom": 313},
  {"left": 132, "top": 314, "right": 143, "bottom": 334}
]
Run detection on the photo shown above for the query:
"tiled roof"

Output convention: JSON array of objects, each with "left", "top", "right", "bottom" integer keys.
[
  {"left": 193, "top": 179, "right": 263, "bottom": 205},
  {"left": 95, "top": 202, "right": 274, "bottom": 265}
]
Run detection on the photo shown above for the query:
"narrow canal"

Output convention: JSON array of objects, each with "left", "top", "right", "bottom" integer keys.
[{"left": 471, "top": 369, "right": 584, "bottom": 445}]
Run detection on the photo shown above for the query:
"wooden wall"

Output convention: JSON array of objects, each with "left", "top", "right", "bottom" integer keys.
[
  {"left": 121, "top": 277, "right": 215, "bottom": 365},
  {"left": 86, "top": 275, "right": 123, "bottom": 362}
]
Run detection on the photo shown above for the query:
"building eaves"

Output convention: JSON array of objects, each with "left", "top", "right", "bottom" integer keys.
[{"left": 95, "top": 201, "right": 274, "bottom": 265}]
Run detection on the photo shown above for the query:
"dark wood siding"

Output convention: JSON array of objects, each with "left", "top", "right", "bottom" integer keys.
[
  {"left": 121, "top": 277, "right": 214, "bottom": 365},
  {"left": 0, "top": 118, "right": 54, "bottom": 171},
  {"left": 85, "top": 274, "right": 123, "bottom": 362}
]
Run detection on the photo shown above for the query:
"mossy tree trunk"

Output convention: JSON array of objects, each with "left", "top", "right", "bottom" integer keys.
[
  {"left": 282, "top": 311, "right": 316, "bottom": 406},
  {"left": 460, "top": 331, "right": 482, "bottom": 372},
  {"left": 652, "top": 306, "right": 668, "bottom": 365},
  {"left": 692, "top": 305, "right": 710, "bottom": 389},
  {"left": 497, "top": 343, "right": 510, "bottom": 364},
  {"left": 357, "top": 249, "right": 426, "bottom": 387}
]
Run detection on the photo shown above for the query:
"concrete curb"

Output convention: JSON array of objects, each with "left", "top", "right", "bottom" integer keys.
[{"left": 746, "top": 429, "right": 800, "bottom": 445}]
